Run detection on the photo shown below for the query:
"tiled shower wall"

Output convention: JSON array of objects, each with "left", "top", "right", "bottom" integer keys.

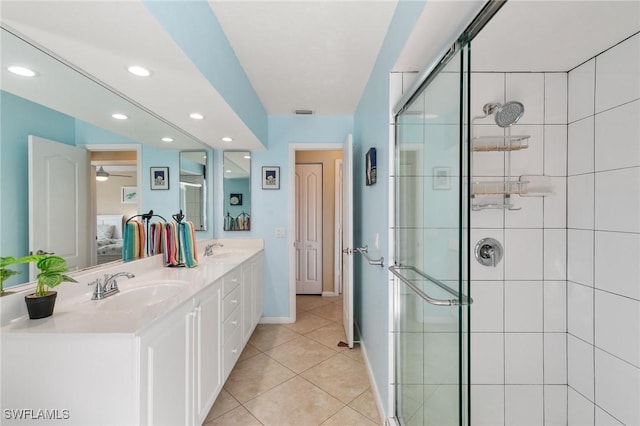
[
  {"left": 565, "top": 32, "right": 640, "bottom": 426},
  {"left": 469, "top": 70, "right": 568, "bottom": 426},
  {"left": 471, "top": 31, "right": 640, "bottom": 426}
]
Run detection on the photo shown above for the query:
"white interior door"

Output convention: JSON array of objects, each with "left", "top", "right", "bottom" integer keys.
[
  {"left": 342, "top": 134, "right": 354, "bottom": 348},
  {"left": 295, "top": 163, "right": 323, "bottom": 294},
  {"left": 29, "top": 136, "right": 90, "bottom": 279}
]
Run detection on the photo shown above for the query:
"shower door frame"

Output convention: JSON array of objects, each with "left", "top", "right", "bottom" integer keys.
[{"left": 391, "top": 2, "right": 507, "bottom": 424}]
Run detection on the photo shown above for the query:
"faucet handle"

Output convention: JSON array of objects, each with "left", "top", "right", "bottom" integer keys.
[{"left": 88, "top": 278, "right": 102, "bottom": 289}]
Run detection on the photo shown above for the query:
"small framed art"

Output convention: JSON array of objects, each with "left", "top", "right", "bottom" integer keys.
[
  {"left": 432, "top": 167, "right": 451, "bottom": 190},
  {"left": 121, "top": 186, "right": 137, "bottom": 204},
  {"left": 150, "top": 167, "right": 169, "bottom": 190},
  {"left": 366, "top": 148, "right": 377, "bottom": 186},
  {"left": 262, "top": 166, "right": 280, "bottom": 190}
]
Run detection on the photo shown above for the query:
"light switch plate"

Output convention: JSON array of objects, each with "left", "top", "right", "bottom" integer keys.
[{"left": 275, "top": 227, "right": 286, "bottom": 238}]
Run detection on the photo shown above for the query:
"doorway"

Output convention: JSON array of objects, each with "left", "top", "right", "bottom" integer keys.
[
  {"left": 288, "top": 145, "right": 343, "bottom": 321},
  {"left": 84, "top": 144, "right": 141, "bottom": 266}
]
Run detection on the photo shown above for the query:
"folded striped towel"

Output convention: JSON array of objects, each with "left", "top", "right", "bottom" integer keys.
[
  {"left": 149, "top": 221, "right": 165, "bottom": 255},
  {"left": 163, "top": 222, "right": 179, "bottom": 266},
  {"left": 180, "top": 221, "right": 198, "bottom": 268},
  {"left": 123, "top": 220, "right": 144, "bottom": 261}
]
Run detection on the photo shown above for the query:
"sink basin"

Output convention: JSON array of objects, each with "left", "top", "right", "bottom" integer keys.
[
  {"left": 94, "top": 281, "right": 188, "bottom": 312},
  {"left": 203, "top": 248, "right": 247, "bottom": 260}
]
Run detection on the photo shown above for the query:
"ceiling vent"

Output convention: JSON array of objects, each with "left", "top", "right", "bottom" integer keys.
[{"left": 294, "top": 109, "right": 314, "bottom": 115}]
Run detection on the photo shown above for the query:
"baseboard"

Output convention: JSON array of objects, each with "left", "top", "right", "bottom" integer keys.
[
  {"left": 322, "top": 291, "right": 337, "bottom": 297},
  {"left": 355, "top": 322, "right": 388, "bottom": 425},
  {"left": 259, "top": 316, "right": 292, "bottom": 324}
]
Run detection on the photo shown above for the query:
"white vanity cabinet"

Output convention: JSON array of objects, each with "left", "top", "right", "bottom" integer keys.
[
  {"left": 0, "top": 249, "right": 263, "bottom": 426},
  {"left": 138, "top": 280, "right": 222, "bottom": 426},
  {"left": 194, "top": 282, "right": 223, "bottom": 424},
  {"left": 138, "top": 300, "right": 193, "bottom": 426},
  {"left": 242, "top": 254, "right": 264, "bottom": 344}
]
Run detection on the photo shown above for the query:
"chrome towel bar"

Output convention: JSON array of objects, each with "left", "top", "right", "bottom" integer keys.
[
  {"left": 354, "top": 246, "right": 384, "bottom": 267},
  {"left": 389, "top": 265, "right": 473, "bottom": 306}
]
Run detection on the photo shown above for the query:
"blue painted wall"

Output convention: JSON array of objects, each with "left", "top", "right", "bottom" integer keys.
[
  {"left": 352, "top": 0, "right": 426, "bottom": 413},
  {"left": 0, "top": 92, "right": 197, "bottom": 287},
  {"left": 248, "top": 115, "right": 353, "bottom": 318},
  {"left": 143, "top": 0, "right": 268, "bottom": 147},
  {"left": 0, "top": 91, "right": 76, "bottom": 286},
  {"left": 223, "top": 178, "right": 251, "bottom": 220}
]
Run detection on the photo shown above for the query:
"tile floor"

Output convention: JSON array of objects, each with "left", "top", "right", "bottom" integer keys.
[{"left": 204, "top": 295, "right": 382, "bottom": 426}]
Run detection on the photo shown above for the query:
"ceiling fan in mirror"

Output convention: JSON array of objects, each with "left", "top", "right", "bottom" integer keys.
[{"left": 95, "top": 166, "right": 132, "bottom": 181}]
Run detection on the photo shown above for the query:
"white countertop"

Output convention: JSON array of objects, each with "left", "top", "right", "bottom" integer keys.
[{"left": 0, "top": 239, "right": 263, "bottom": 335}]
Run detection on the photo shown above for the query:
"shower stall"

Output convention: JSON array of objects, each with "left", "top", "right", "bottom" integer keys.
[{"left": 392, "top": 1, "right": 640, "bottom": 425}]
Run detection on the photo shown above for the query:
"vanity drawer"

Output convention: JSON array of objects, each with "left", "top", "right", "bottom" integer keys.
[
  {"left": 223, "top": 286, "right": 241, "bottom": 320},
  {"left": 223, "top": 326, "right": 242, "bottom": 380},
  {"left": 222, "top": 268, "right": 241, "bottom": 296},
  {"left": 223, "top": 304, "right": 242, "bottom": 344}
]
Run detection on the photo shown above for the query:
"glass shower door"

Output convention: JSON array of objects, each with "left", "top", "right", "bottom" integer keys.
[{"left": 393, "top": 44, "right": 470, "bottom": 425}]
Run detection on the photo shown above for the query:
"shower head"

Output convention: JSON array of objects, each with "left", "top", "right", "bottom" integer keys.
[
  {"left": 480, "top": 101, "right": 525, "bottom": 127},
  {"left": 494, "top": 101, "right": 524, "bottom": 127}
]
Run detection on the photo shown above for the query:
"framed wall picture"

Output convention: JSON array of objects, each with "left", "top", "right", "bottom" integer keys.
[
  {"left": 229, "top": 193, "right": 243, "bottom": 206},
  {"left": 262, "top": 166, "right": 280, "bottom": 190},
  {"left": 366, "top": 147, "right": 377, "bottom": 186},
  {"left": 432, "top": 167, "right": 451, "bottom": 190},
  {"left": 121, "top": 186, "right": 137, "bottom": 204},
  {"left": 150, "top": 167, "right": 169, "bottom": 190}
]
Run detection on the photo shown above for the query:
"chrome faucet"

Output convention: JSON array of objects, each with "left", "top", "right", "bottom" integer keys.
[
  {"left": 203, "top": 242, "right": 224, "bottom": 257},
  {"left": 88, "top": 272, "right": 135, "bottom": 300}
]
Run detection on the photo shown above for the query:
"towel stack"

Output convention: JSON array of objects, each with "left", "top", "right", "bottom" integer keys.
[
  {"left": 149, "top": 221, "right": 165, "bottom": 255},
  {"left": 123, "top": 220, "right": 145, "bottom": 261},
  {"left": 163, "top": 221, "right": 198, "bottom": 268},
  {"left": 163, "top": 222, "right": 180, "bottom": 266},
  {"left": 180, "top": 221, "right": 199, "bottom": 268}
]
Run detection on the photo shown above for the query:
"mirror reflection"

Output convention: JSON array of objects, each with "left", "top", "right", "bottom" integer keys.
[
  {"left": 180, "top": 151, "right": 208, "bottom": 231},
  {"left": 0, "top": 27, "right": 205, "bottom": 288},
  {"left": 223, "top": 151, "right": 251, "bottom": 231}
]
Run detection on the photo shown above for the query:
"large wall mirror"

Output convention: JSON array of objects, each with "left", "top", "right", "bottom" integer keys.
[
  {"left": 223, "top": 151, "right": 251, "bottom": 231},
  {"left": 0, "top": 26, "right": 207, "bottom": 287},
  {"left": 180, "top": 151, "right": 208, "bottom": 231}
]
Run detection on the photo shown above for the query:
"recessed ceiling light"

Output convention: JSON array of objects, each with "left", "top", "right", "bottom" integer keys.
[
  {"left": 161, "top": 137, "right": 174, "bottom": 143},
  {"left": 243, "top": 155, "right": 251, "bottom": 159},
  {"left": 225, "top": 170, "right": 232, "bottom": 173},
  {"left": 190, "top": 113, "right": 204, "bottom": 120},
  {"left": 8, "top": 65, "right": 37, "bottom": 77},
  {"left": 112, "top": 113, "right": 128, "bottom": 120},
  {"left": 221, "top": 137, "right": 233, "bottom": 142},
  {"left": 127, "top": 65, "right": 151, "bottom": 77}
]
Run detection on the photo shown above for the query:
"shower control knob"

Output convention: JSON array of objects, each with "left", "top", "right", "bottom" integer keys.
[{"left": 475, "top": 238, "right": 503, "bottom": 267}]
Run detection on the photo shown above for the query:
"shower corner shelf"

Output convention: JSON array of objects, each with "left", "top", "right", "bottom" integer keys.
[
  {"left": 471, "top": 179, "right": 529, "bottom": 196},
  {"left": 471, "top": 135, "right": 530, "bottom": 152}
]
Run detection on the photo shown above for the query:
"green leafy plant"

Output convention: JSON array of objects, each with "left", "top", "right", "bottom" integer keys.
[
  {"left": 0, "top": 256, "right": 25, "bottom": 293},
  {"left": 19, "top": 255, "right": 78, "bottom": 296}
]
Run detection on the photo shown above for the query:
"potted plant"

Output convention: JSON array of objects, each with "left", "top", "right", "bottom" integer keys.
[
  {"left": 0, "top": 256, "right": 26, "bottom": 296},
  {"left": 22, "top": 255, "right": 77, "bottom": 319}
]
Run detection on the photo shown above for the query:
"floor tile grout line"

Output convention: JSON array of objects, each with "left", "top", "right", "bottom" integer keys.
[{"left": 211, "top": 295, "right": 380, "bottom": 425}]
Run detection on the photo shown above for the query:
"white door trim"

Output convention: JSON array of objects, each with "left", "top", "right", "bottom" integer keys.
[
  {"left": 334, "top": 159, "right": 344, "bottom": 295},
  {"left": 288, "top": 143, "right": 342, "bottom": 323}
]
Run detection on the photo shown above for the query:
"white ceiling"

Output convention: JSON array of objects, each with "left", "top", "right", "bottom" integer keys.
[{"left": 209, "top": 0, "right": 398, "bottom": 115}]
